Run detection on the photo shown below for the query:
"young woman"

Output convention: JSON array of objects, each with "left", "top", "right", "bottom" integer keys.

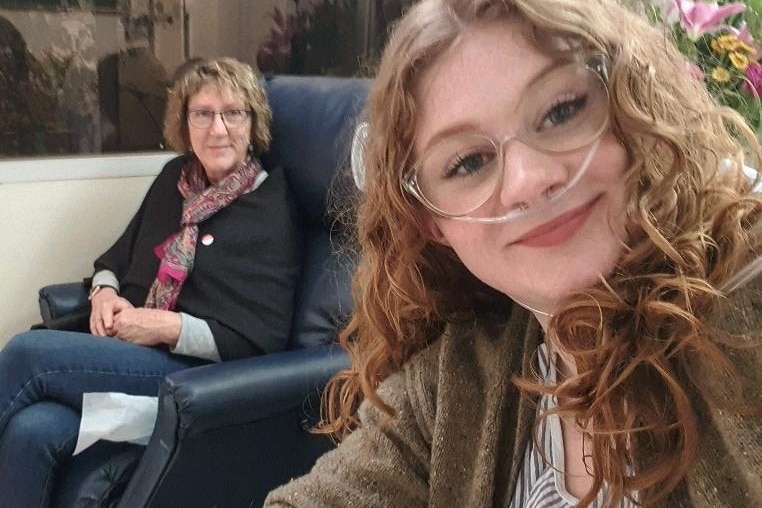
[
  {"left": 265, "top": 0, "right": 761, "bottom": 507},
  {"left": 0, "top": 58, "right": 302, "bottom": 506}
]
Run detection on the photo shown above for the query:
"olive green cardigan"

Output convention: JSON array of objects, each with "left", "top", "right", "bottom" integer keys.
[{"left": 265, "top": 276, "right": 762, "bottom": 507}]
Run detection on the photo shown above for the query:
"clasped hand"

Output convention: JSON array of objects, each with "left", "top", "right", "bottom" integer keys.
[{"left": 89, "top": 288, "right": 181, "bottom": 347}]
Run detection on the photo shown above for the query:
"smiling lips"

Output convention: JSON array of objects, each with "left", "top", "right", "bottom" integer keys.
[{"left": 513, "top": 197, "right": 599, "bottom": 248}]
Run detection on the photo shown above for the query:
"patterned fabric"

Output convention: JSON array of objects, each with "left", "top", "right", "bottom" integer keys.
[
  {"left": 509, "top": 344, "right": 637, "bottom": 508},
  {"left": 144, "top": 156, "right": 263, "bottom": 310}
]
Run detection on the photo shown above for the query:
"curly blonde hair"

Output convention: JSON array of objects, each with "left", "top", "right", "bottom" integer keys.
[
  {"left": 323, "top": 0, "right": 762, "bottom": 506},
  {"left": 163, "top": 57, "right": 271, "bottom": 155}
]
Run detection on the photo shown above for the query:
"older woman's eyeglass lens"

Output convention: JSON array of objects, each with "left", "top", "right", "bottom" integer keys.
[
  {"left": 187, "top": 109, "right": 251, "bottom": 129},
  {"left": 402, "top": 55, "right": 611, "bottom": 223}
]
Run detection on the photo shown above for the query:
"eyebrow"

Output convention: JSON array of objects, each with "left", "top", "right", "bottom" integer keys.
[{"left": 418, "top": 58, "right": 559, "bottom": 153}]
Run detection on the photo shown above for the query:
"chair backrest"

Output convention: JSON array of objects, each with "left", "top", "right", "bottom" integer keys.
[{"left": 261, "top": 75, "right": 371, "bottom": 350}]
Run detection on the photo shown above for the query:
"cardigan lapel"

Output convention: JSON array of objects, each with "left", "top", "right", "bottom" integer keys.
[
  {"left": 493, "top": 312, "right": 543, "bottom": 507},
  {"left": 427, "top": 303, "right": 541, "bottom": 507}
]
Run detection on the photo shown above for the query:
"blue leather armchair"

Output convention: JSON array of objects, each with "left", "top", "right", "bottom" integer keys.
[{"left": 39, "top": 75, "right": 370, "bottom": 508}]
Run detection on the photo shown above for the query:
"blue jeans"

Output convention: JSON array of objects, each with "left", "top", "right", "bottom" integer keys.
[{"left": 0, "top": 329, "right": 210, "bottom": 508}]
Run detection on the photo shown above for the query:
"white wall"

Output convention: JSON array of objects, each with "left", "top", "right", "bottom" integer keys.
[{"left": 0, "top": 153, "right": 174, "bottom": 348}]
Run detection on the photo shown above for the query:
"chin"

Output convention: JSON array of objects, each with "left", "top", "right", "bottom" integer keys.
[
  {"left": 205, "top": 157, "right": 235, "bottom": 171},
  {"left": 553, "top": 255, "right": 621, "bottom": 308},
  {"left": 504, "top": 237, "right": 624, "bottom": 314}
]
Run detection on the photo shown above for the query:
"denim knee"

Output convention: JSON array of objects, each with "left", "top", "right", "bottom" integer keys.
[
  {"left": 0, "top": 402, "right": 79, "bottom": 508},
  {"left": 0, "top": 330, "right": 83, "bottom": 431},
  {"left": 2, "top": 401, "right": 79, "bottom": 459},
  {"left": 2, "top": 330, "right": 62, "bottom": 373}
]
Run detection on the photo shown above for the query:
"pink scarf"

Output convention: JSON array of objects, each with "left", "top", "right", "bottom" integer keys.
[{"left": 144, "top": 156, "right": 263, "bottom": 310}]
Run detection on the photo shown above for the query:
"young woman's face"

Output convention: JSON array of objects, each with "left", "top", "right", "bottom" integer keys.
[{"left": 414, "top": 20, "right": 629, "bottom": 319}]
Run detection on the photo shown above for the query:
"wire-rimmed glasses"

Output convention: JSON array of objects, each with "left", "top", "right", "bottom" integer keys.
[
  {"left": 187, "top": 109, "right": 252, "bottom": 129},
  {"left": 401, "top": 54, "right": 611, "bottom": 223}
]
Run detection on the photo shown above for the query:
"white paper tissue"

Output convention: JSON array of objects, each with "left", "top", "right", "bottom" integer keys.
[{"left": 73, "top": 392, "right": 158, "bottom": 455}]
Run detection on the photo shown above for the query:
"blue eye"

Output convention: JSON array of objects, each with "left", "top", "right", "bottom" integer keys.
[
  {"left": 444, "top": 151, "right": 493, "bottom": 179},
  {"left": 539, "top": 95, "right": 587, "bottom": 131}
]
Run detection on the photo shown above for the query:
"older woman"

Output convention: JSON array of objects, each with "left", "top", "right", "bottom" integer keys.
[
  {"left": 265, "top": 0, "right": 761, "bottom": 507},
  {"left": 0, "top": 57, "right": 301, "bottom": 506}
]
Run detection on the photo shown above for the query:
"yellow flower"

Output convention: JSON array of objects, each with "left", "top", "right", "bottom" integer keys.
[
  {"left": 734, "top": 40, "right": 755, "bottom": 54},
  {"left": 712, "top": 67, "right": 732, "bottom": 82},
  {"left": 710, "top": 34, "right": 754, "bottom": 55},
  {"left": 730, "top": 51, "right": 749, "bottom": 70},
  {"left": 711, "top": 34, "right": 739, "bottom": 54}
]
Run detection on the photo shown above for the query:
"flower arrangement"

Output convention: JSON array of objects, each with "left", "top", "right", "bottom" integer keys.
[
  {"left": 256, "top": 0, "right": 361, "bottom": 76},
  {"left": 629, "top": 0, "right": 762, "bottom": 134}
]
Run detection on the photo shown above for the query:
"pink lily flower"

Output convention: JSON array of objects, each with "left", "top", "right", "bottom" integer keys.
[
  {"left": 662, "top": 0, "right": 746, "bottom": 40},
  {"left": 729, "top": 21, "right": 755, "bottom": 45},
  {"left": 743, "top": 62, "right": 762, "bottom": 98}
]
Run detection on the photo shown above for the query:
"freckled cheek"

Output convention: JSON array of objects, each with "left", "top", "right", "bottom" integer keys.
[
  {"left": 599, "top": 136, "right": 629, "bottom": 174},
  {"left": 441, "top": 224, "right": 505, "bottom": 256}
]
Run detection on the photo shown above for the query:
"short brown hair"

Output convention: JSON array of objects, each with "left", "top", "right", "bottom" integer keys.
[{"left": 163, "top": 57, "right": 272, "bottom": 155}]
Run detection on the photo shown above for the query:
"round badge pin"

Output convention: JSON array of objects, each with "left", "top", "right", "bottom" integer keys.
[{"left": 201, "top": 234, "right": 214, "bottom": 246}]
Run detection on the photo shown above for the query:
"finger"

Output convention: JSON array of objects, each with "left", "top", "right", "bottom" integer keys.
[
  {"left": 111, "top": 326, "right": 131, "bottom": 342},
  {"left": 116, "top": 301, "right": 134, "bottom": 314},
  {"left": 111, "top": 313, "right": 129, "bottom": 338},
  {"left": 102, "top": 307, "right": 115, "bottom": 332},
  {"left": 90, "top": 308, "right": 106, "bottom": 336},
  {"left": 90, "top": 315, "right": 100, "bottom": 335},
  {"left": 89, "top": 308, "right": 96, "bottom": 334}
]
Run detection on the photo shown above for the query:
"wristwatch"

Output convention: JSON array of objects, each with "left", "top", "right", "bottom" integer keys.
[{"left": 88, "top": 284, "right": 117, "bottom": 301}]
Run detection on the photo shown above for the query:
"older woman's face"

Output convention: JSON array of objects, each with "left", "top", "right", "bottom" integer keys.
[
  {"left": 187, "top": 84, "right": 251, "bottom": 183},
  {"left": 415, "top": 19, "right": 629, "bottom": 321}
]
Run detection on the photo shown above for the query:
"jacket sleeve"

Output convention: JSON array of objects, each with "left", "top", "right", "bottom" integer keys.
[
  {"left": 684, "top": 270, "right": 762, "bottom": 507},
  {"left": 206, "top": 318, "right": 267, "bottom": 359},
  {"left": 263, "top": 367, "right": 433, "bottom": 507}
]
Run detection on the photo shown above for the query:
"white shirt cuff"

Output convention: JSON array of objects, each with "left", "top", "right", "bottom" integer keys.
[
  {"left": 172, "top": 313, "right": 222, "bottom": 362},
  {"left": 92, "top": 270, "right": 120, "bottom": 293}
]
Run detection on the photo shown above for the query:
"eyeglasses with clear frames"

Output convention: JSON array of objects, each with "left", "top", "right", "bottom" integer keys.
[
  {"left": 401, "top": 54, "right": 611, "bottom": 223},
  {"left": 187, "top": 109, "right": 252, "bottom": 129}
]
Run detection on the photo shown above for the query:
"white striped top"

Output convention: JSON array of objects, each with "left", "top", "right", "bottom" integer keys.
[{"left": 508, "top": 344, "right": 637, "bottom": 508}]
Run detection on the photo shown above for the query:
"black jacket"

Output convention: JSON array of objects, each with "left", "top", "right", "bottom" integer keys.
[{"left": 94, "top": 155, "right": 302, "bottom": 360}]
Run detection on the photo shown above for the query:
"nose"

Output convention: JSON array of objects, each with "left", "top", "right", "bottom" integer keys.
[
  {"left": 209, "top": 113, "right": 228, "bottom": 135},
  {"left": 496, "top": 139, "right": 570, "bottom": 214}
]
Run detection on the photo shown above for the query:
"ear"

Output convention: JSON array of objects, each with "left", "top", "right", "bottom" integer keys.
[{"left": 422, "top": 215, "right": 451, "bottom": 246}]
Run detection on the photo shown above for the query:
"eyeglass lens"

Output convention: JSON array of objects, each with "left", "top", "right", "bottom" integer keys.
[
  {"left": 412, "top": 58, "right": 609, "bottom": 219},
  {"left": 188, "top": 110, "right": 249, "bottom": 128}
]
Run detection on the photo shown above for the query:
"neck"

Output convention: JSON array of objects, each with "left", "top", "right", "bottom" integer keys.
[{"left": 513, "top": 299, "right": 553, "bottom": 332}]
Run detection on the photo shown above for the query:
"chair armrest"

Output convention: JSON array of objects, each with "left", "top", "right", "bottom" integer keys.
[
  {"left": 118, "top": 343, "right": 350, "bottom": 508},
  {"left": 164, "top": 342, "right": 350, "bottom": 437},
  {"left": 38, "top": 282, "right": 88, "bottom": 323}
]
